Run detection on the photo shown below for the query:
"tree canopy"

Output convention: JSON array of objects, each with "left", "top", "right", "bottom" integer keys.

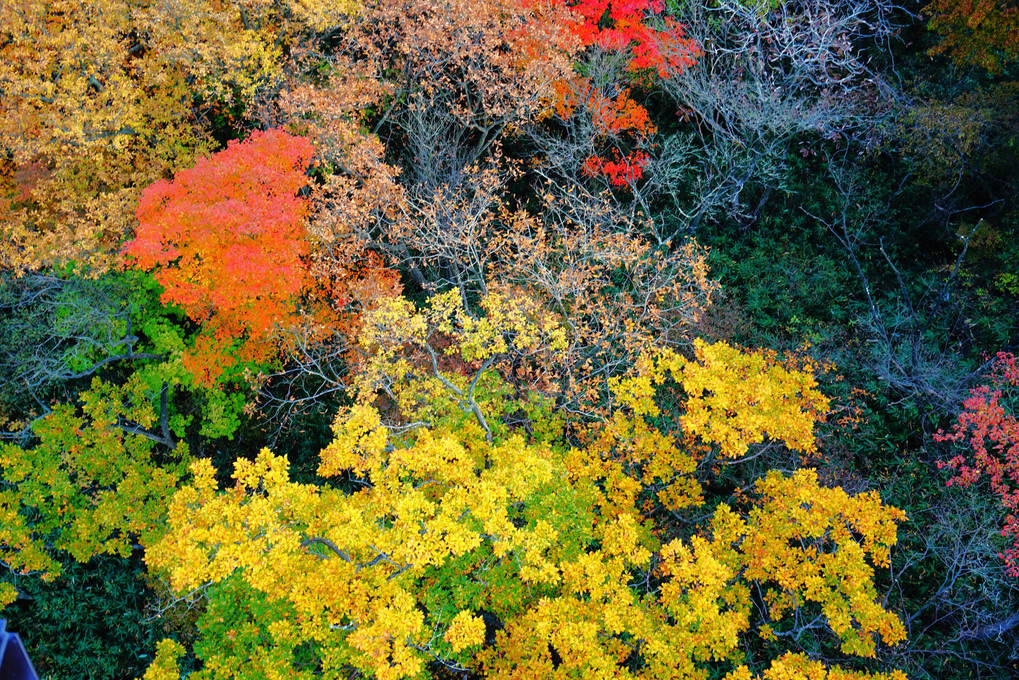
[{"left": 1, "top": 0, "right": 1018, "bottom": 677}]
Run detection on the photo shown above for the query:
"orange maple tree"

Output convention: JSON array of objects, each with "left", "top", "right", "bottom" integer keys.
[{"left": 124, "top": 128, "right": 319, "bottom": 385}]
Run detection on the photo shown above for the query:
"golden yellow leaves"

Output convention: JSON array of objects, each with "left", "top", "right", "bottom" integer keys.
[
  {"left": 444, "top": 610, "right": 486, "bottom": 652},
  {"left": 0, "top": 583, "right": 16, "bottom": 609},
  {"left": 650, "top": 469, "right": 909, "bottom": 676},
  {"left": 679, "top": 339, "right": 831, "bottom": 460},
  {"left": 593, "top": 340, "right": 831, "bottom": 514},
  {"left": 717, "top": 470, "right": 907, "bottom": 658},
  {"left": 350, "top": 288, "right": 569, "bottom": 439},
  {"left": 147, "top": 448, "right": 314, "bottom": 594},
  {"left": 0, "top": 0, "right": 363, "bottom": 273},
  {"left": 586, "top": 407, "right": 703, "bottom": 512},
  {"left": 432, "top": 289, "right": 568, "bottom": 362},
  {"left": 318, "top": 403, "right": 388, "bottom": 477},
  {"left": 726, "top": 652, "right": 908, "bottom": 680},
  {"left": 145, "top": 410, "right": 572, "bottom": 677},
  {"left": 601, "top": 513, "right": 652, "bottom": 567},
  {"left": 142, "top": 639, "right": 186, "bottom": 680},
  {"left": 131, "top": 303, "right": 906, "bottom": 680},
  {"left": 0, "top": 0, "right": 205, "bottom": 273},
  {"left": 141, "top": 382, "right": 909, "bottom": 680},
  {"left": 659, "top": 535, "right": 750, "bottom": 654}
]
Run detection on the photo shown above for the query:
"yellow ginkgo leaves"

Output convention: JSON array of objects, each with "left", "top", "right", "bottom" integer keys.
[{"left": 679, "top": 339, "right": 831, "bottom": 460}]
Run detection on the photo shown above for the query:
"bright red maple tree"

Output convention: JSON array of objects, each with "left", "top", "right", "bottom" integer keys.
[
  {"left": 937, "top": 352, "right": 1019, "bottom": 576},
  {"left": 125, "top": 128, "right": 317, "bottom": 384}
]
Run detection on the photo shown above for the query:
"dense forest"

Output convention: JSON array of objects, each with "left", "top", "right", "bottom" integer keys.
[{"left": 0, "top": 0, "right": 1017, "bottom": 678}]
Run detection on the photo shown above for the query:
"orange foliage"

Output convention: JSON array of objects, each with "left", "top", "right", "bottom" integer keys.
[
  {"left": 555, "top": 79, "right": 655, "bottom": 187},
  {"left": 124, "top": 129, "right": 319, "bottom": 384},
  {"left": 554, "top": 80, "right": 657, "bottom": 136},
  {"left": 926, "top": 0, "right": 1019, "bottom": 73},
  {"left": 269, "top": 53, "right": 405, "bottom": 314},
  {"left": 542, "top": 2, "right": 699, "bottom": 188},
  {"left": 350, "top": 0, "right": 578, "bottom": 137}
]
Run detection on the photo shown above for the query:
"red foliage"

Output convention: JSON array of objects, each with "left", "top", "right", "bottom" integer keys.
[
  {"left": 125, "top": 128, "right": 317, "bottom": 383},
  {"left": 553, "top": 0, "right": 700, "bottom": 77},
  {"left": 582, "top": 150, "right": 649, "bottom": 187},
  {"left": 936, "top": 352, "right": 1019, "bottom": 575},
  {"left": 541, "top": 2, "right": 698, "bottom": 188},
  {"left": 554, "top": 77, "right": 653, "bottom": 188}
]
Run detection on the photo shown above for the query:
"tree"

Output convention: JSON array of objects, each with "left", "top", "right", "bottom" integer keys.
[
  {"left": 0, "top": 0, "right": 359, "bottom": 273},
  {"left": 141, "top": 348, "right": 907, "bottom": 679},
  {"left": 347, "top": 0, "right": 578, "bottom": 176},
  {"left": 333, "top": 262, "right": 716, "bottom": 429},
  {"left": 124, "top": 128, "right": 321, "bottom": 386},
  {"left": 532, "top": 1, "right": 699, "bottom": 191},
  {"left": 0, "top": 0, "right": 209, "bottom": 273},
  {"left": 0, "top": 376, "right": 189, "bottom": 604},
  {"left": 936, "top": 352, "right": 1019, "bottom": 576},
  {"left": 266, "top": 51, "right": 405, "bottom": 308},
  {"left": 0, "top": 272, "right": 165, "bottom": 439},
  {"left": 0, "top": 268, "right": 267, "bottom": 447},
  {"left": 546, "top": 73, "right": 658, "bottom": 190},
  {"left": 493, "top": 201, "right": 718, "bottom": 411},
  {"left": 657, "top": 0, "right": 900, "bottom": 232},
  {"left": 550, "top": 0, "right": 699, "bottom": 78},
  {"left": 926, "top": 0, "right": 1019, "bottom": 73}
]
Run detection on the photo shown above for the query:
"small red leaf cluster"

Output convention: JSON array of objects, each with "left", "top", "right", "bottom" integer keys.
[{"left": 582, "top": 150, "right": 649, "bottom": 187}]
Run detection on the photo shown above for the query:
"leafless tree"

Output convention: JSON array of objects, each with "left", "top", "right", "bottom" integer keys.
[
  {"left": 809, "top": 157, "right": 990, "bottom": 416},
  {"left": 886, "top": 486, "right": 1019, "bottom": 678},
  {"left": 658, "top": 0, "right": 907, "bottom": 232}
]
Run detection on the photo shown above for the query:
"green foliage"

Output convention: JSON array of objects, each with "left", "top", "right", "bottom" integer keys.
[
  {"left": 0, "top": 555, "right": 168, "bottom": 680},
  {"left": 0, "top": 376, "right": 189, "bottom": 582}
]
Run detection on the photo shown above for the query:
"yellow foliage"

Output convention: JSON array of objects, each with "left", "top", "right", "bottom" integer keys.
[
  {"left": 0, "top": 583, "right": 17, "bottom": 608},
  {"left": 317, "top": 403, "right": 389, "bottom": 477},
  {"left": 679, "top": 339, "right": 831, "bottom": 459},
  {"left": 727, "top": 652, "right": 909, "bottom": 680},
  {"left": 142, "top": 639, "right": 186, "bottom": 680},
  {"left": 0, "top": 378, "right": 188, "bottom": 582},
  {"left": 145, "top": 414, "right": 581, "bottom": 677},
  {"left": 0, "top": 0, "right": 360, "bottom": 273},
  {"left": 141, "top": 392, "right": 907, "bottom": 679},
  {"left": 445, "top": 610, "right": 487, "bottom": 652},
  {"left": 715, "top": 470, "right": 907, "bottom": 658}
]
